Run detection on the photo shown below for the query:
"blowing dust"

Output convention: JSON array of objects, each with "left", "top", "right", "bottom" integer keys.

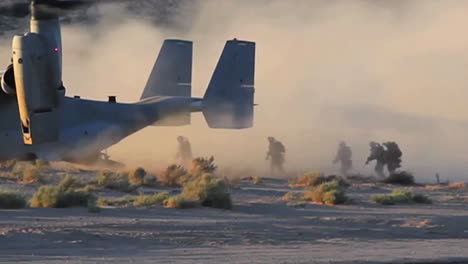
[{"left": 2, "top": 0, "right": 468, "bottom": 181}]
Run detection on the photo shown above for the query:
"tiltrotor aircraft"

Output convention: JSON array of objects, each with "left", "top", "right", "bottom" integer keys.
[{"left": 0, "top": 0, "right": 255, "bottom": 162}]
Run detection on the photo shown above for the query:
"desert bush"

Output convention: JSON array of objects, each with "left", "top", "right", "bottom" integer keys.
[
  {"left": 0, "top": 160, "right": 16, "bottom": 170},
  {"left": 158, "top": 164, "right": 189, "bottom": 186},
  {"left": 143, "top": 174, "right": 158, "bottom": 187},
  {"left": 181, "top": 173, "right": 232, "bottom": 209},
  {"left": 252, "top": 176, "right": 263, "bottom": 185},
  {"left": 97, "top": 171, "right": 135, "bottom": 193},
  {"left": 372, "top": 189, "right": 431, "bottom": 205},
  {"left": 286, "top": 201, "right": 307, "bottom": 208},
  {"left": 303, "top": 180, "right": 349, "bottom": 205},
  {"left": 31, "top": 185, "right": 94, "bottom": 208},
  {"left": 280, "top": 191, "right": 304, "bottom": 201},
  {"left": 290, "top": 172, "right": 349, "bottom": 188},
  {"left": 0, "top": 190, "right": 27, "bottom": 209},
  {"left": 35, "top": 159, "right": 50, "bottom": 168},
  {"left": 133, "top": 192, "right": 169, "bottom": 207},
  {"left": 59, "top": 175, "right": 84, "bottom": 192},
  {"left": 190, "top": 156, "right": 217, "bottom": 174},
  {"left": 384, "top": 171, "right": 415, "bottom": 185},
  {"left": 87, "top": 197, "right": 101, "bottom": 213},
  {"left": 128, "top": 167, "right": 146, "bottom": 185},
  {"left": 98, "top": 195, "right": 136, "bottom": 207},
  {"left": 448, "top": 182, "right": 468, "bottom": 190},
  {"left": 22, "top": 167, "right": 43, "bottom": 183},
  {"left": 165, "top": 195, "right": 199, "bottom": 209}
]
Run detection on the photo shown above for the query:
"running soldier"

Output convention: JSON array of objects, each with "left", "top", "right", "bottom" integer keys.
[
  {"left": 366, "top": 141, "right": 386, "bottom": 177},
  {"left": 266, "top": 137, "right": 286, "bottom": 176},
  {"left": 175, "top": 136, "right": 192, "bottom": 167},
  {"left": 333, "top": 141, "right": 352, "bottom": 176}
]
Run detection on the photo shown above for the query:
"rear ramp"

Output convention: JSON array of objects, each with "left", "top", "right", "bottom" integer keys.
[{"left": 203, "top": 39, "right": 255, "bottom": 129}]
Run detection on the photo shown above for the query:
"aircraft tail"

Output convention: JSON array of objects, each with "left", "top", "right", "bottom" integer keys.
[
  {"left": 141, "top": 39, "right": 192, "bottom": 126},
  {"left": 202, "top": 39, "right": 255, "bottom": 129},
  {"left": 140, "top": 39, "right": 192, "bottom": 100}
]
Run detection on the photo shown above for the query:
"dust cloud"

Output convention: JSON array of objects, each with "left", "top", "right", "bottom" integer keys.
[{"left": 2, "top": 0, "right": 468, "bottom": 181}]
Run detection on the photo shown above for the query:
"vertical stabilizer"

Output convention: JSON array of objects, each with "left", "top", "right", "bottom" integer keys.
[
  {"left": 140, "top": 39, "right": 192, "bottom": 99},
  {"left": 203, "top": 39, "right": 255, "bottom": 129}
]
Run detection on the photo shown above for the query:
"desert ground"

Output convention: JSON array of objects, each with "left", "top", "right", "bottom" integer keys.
[{"left": 0, "top": 162, "right": 468, "bottom": 264}]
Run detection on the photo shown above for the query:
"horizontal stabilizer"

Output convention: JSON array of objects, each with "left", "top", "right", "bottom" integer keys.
[{"left": 203, "top": 39, "right": 255, "bottom": 129}]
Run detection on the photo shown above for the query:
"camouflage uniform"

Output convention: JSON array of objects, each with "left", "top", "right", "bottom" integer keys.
[
  {"left": 383, "top": 142, "right": 402, "bottom": 174},
  {"left": 266, "top": 137, "right": 285, "bottom": 176},
  {"left": 366, "top": 141, "right": 386, "bottom": 177},
  {"left": 176, "top": 136, "right": 192, "bottom": 167},
  {"left": 333, "top": 142, "right": 352, "bottom": 176}
]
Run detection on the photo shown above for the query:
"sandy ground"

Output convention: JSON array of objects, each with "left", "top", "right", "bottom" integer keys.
[{"left": 1, "top": 165, "right": 468, "bottom": 264}]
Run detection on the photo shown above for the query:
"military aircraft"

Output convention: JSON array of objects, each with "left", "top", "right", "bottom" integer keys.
[{"left": 0, "top": 0, "right": 256, "bottom": 163}]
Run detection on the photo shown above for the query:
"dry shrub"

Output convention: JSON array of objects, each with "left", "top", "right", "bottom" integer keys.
[
  {"left": 190, "top": 156, "right": 217, "bottom": 174},
  {"left": 0, "top": 190, "right": 27, "bottom": 209},
  {"left": 98, "top": 195, "right": 136, "bottom": 207},
  {"left": 97, "top": 171, "right": 135, "bottom": 193},
  {"left": 448, "top": 182, "right": 468, "bottom": 190},
  {"left": 87, "top": 197, "right": 101, "bottom": 213},
  {"left": 143, "top": 174, "right": 158, "bottom": 187},
  {"left": 35, "top": 159, "right": 50, "bottom": 169},
  {"left": 128, "top": 167, "right": 146, "bottom": 185},
  {"left": 59, "top": 175, "right": 84, "bottom": 192},
  {"left": 384, "top": 171, "right": 415, "bottom": 185},
  {"left": 303, "top": 180, "right": 349, "bottom": 205},
  {"left": 252, "top": 176, "right": 263, "bottom": 185},
  {"left": 280, "top": 191, "right": 304, "bottom": 201},
  {"left": 165, "top": 195, "right": 199, "bottom": 209},
  {"left": 21, "top": 167, "right": 43, "bottom": 183},
  {"left": 290, "top": 172, "right": 349, "bottom": 188},
  {"left": 181, "top": 173, "right": 232, "bottom": 209},
  {"left": 133, "top": 192, "right": 169, "bottom": 207},
  {"left": 31, "top": 185, "right": 93, "bottom": 208},
  {"left": 0, "top": 160, "right": 17, "bottom": 170},
  {"left": 372, "top": 189, "right": 431, "bottom": 205},
  {"left": 158, "top": 164, "right": 188, "bottom": 186}
]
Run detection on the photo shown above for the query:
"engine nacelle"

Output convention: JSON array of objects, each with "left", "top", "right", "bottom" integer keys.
[
  {"left": 12, "top": 33, "right": 61, "bottom": 145},
  {"left": 1, "top": 64, "right": 16, "bottom": 95}
]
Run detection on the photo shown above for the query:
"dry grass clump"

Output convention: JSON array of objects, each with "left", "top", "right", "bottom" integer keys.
[
  {"left": 158, "top": 164, "right": 189, "bottom": 186},
  {"left": 133, "top": 192, "right": 169, "bottom": 207},
  {"left": 98, "top": 195, "right": 136, "bottom": 207},
  {"left": 372, "top": 189, "right": 431, "bottom": 205},
  {"left": 252, "top": 176, "right": 263, "bottom": 185},
  {"left": 31, "top": 176, "right": 95, "bottom": 208},
  {"left": 384, "top": 171, "right": 415, "bottom": 185},
  {"left": 448, "top": 182, "right": 468, "bottom": 190},
  {"left": 165, "top": 195, "right": 199, "bottom": 209},
  {"left": 181, "top": 173, "right": 232, "bottom": 209},
  {"left": 0, "top": 160, "right": 17, "bottom": 170},
  {"left": 190, "top": 156, "right": 217, "bottom": 174},
  {"left": 97, "top": 171, "right": 135, "bottom": 193},
  {"left": 30, "top": 185, "right": 93, "bottom": 208},
  {"left": 290, "top": 172, "right": 349, "bottom": 188},
  {"left": 143, "top": 174, "right": 158, "bottom": 187},
  {"left": 21, "top": 167, "right": 44, "bottom": 183},
  {"left": 59, "top": 175, "right": 84, "bottom": 191},
  {"left": 303, "top": 180, "right": 349, "bottom": 205},
  {"left": 0, "top": 190, "right": 27, "bottom": 209},
  {"left": 280, "top": 191, "right": 304, "bottom": 201},
  {"left": 34, "top": 159, "right": 50, "bottom": 169},
  {"left": 128, "top": 167, "right": 146, "bottom": 185}
]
